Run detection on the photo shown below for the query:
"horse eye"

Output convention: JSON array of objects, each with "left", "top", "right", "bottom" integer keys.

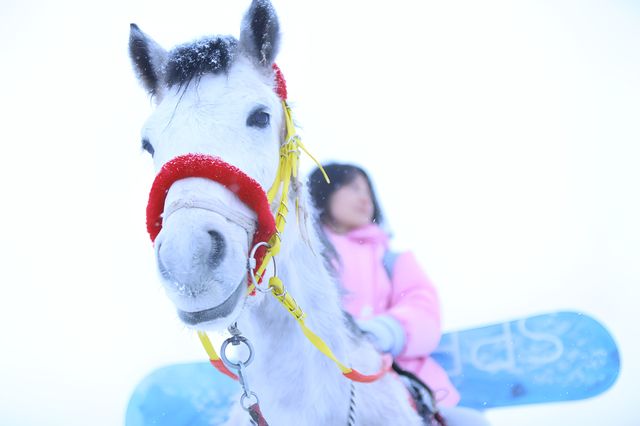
[
  {"left": 246, "top": 109, "right": 270, "bottom": 128},
  {"left": 142, "top": 138, "right": 154, "bottom": 156}
]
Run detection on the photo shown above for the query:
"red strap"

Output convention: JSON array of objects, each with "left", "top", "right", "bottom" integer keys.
[
  {"left": 209, "top": 359, "right": 238, "bottom": 380},
  {"left": 248, "top": 403, "right": 270, "bottom": 426},
  {"left": 343, "top": 354, "right": 393, "bottom": 383},
  {"left": 343, "top": 368, "right": 387, "bottom": 383},
  {"left": 272, "top": 63, "right": 287, "bottom": 100}
]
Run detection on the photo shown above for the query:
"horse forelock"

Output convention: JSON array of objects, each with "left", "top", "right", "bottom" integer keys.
[{"left": 165, "top": 36, "right": 239, "bottom": 89}]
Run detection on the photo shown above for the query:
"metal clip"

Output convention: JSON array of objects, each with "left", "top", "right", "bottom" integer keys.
[
  {"left": 248, "top": 241, "right": 277, "bottom": 293},
  {"left": 220, "top": 333, "right": 254, "bottom": 370},
  {"left": 220, "top": 325, "right": 260, "bottom": 413}
]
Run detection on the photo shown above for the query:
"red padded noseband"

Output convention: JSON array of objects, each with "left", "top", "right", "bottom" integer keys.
[{"left": 146, "top": 153, "right": 276, "bottom": 273}]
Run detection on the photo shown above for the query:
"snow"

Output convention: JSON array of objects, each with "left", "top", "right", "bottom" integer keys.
[{"left": 0, "top": 0, "right": 638, "bottom": 425}]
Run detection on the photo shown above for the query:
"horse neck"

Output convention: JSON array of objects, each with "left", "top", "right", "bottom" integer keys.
[{"left": 236, "top": 206, "right": 355, "bottom": 421}]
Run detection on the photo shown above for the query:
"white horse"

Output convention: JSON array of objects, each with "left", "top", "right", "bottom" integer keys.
[{"left": 129, "top": 1, "right": 424, "bottom": 424}]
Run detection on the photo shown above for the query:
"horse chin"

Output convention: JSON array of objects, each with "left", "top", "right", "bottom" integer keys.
[{"left": 175, "top": 279, "right": 247, "bottom": 329}]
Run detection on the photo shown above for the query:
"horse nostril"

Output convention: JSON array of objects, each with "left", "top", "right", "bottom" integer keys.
[
  {"left": 156, "top": 242, "right": 173, "bottom": 280},
  {"left": 207, "top": 230, "right": 226, "bottom": 268}
]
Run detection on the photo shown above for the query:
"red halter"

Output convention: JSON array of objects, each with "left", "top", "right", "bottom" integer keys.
[{"left": 146, "top": 153, "right": 277, "bottom": 282}]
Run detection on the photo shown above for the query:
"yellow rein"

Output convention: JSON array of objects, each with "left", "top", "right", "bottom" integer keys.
[{"left": 197, "top": 101, "right": 390, "bottom": 383}]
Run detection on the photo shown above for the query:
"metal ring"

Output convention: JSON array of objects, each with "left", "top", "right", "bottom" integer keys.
[
  {"left": 249, "top": 241, "right": 270, "bottom": 261},
  {"left": 220, "top": 335, "right": 254, "bottom": 369},
  {"left": 248, "top": 241, "right": 277, "bottom": 293},
  {"left": 240, "top": 391, "right": 259, "bottom": 411}
]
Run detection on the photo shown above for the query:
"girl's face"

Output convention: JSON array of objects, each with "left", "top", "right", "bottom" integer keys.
[{"left": 327, "top": 173, "right": 375, "bottom": 234}]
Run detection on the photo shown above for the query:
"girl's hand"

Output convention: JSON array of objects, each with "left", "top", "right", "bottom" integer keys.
[{"left": 357, "top": 315, "right": 406, "bottom": 356}]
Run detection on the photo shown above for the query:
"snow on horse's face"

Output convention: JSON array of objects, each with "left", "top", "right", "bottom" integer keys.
[{"left": 130, "top": 0, "right": 283, "bottom": 329}]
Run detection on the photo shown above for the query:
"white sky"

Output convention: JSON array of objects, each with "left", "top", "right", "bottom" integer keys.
[{"left": 0, "top": 0, "right": 638, "bottom": 425}]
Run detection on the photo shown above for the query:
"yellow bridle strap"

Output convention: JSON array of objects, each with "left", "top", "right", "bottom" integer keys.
[
  {"left": 198, "top": 330, "right": 220, "bottom": 360},
  {"left": 267, "top": 276, "right": 391, "bottom": 382},
  {"left": 197, "top": 101, "right": 389, "bottom": 383},
  {"left": 247, "top": 100, "right": 327, "bottom": 294},
  {"left": 202, "top": 276, "right": 392, "bottom": 382}
]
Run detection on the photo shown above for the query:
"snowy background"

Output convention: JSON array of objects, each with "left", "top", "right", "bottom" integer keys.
[{"left": 1, "top": 0, "right": 638, "bottom": 424}]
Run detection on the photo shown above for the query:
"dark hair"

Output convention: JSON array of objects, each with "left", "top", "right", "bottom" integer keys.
[{"left": 307, "top": 163, "right": 384, "bottom": 226}]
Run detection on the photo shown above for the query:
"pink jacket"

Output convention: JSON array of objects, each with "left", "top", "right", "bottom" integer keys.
[{"left": 326, "top": 224, "right": 460, "bottom": 407}]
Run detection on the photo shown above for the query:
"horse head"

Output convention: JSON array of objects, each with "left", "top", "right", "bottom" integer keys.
[{"left": 129, "top": 0, "right": 286, "bottom": 330}]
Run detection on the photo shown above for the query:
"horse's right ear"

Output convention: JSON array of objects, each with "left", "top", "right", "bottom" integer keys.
[
  {"left": 129, "top": 24, "right": 167, "bottom": 98},
  {"left": 239, "top": 0, "right": 281, "bottom": 66}
]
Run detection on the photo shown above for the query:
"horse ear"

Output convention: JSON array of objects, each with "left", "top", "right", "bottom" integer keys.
[
  {"left": 129, "top": 24, "right": 167, "bottom": 98},
  {"left": 239, "top": 0, "right": 281, "bottom": 66}
]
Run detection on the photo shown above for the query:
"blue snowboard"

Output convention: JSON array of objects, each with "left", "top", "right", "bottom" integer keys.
[
  {"left": 126, "top": 311, "right": 620, "bottom": 425},
  {"left": 431, "top": 311, "right": 620, "bottom": 409}
]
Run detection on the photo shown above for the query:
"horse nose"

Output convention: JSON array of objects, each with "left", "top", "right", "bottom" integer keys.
[
  {"left": 207, "top": 230, "right": 226, "bottom": 269},
  {"left": 156, "top": 227, "right": 227, "bottom": 283}
]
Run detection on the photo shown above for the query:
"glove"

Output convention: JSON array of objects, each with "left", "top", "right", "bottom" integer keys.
[{"left": 357, "top": 315, "right": 406, "bottom": 356}]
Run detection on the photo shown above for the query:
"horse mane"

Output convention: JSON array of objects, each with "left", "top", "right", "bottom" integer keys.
[{"left": 165, "top": 36, "right": 238, "bottom": 89}]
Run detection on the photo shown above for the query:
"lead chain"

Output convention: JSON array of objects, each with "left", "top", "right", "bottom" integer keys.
[{"left": 220, "top": 325, "right": 268, "bottom": 425}]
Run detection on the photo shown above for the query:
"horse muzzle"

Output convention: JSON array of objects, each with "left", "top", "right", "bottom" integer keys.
[{"left": 146, "top": 154, "right": 277, "bottom": 326}]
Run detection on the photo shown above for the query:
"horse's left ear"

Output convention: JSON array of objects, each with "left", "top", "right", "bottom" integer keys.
[
  {"left": 129, "top": 24, "right": 167, "bottom": 98},
  {"left": 239, "top": 0, "right": 281, "bottom": 66}
]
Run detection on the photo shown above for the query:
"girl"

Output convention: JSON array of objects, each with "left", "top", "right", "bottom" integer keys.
[{"left": 308, "top": 163, "right": 489, "bottom": 426}]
